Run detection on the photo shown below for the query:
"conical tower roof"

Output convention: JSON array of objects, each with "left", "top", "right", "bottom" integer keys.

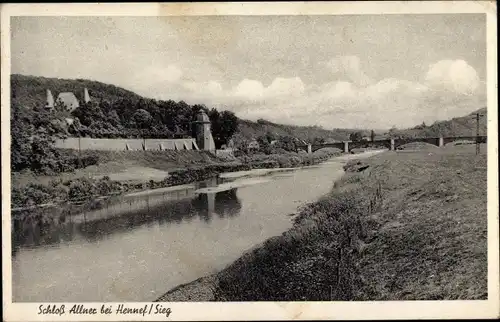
[{"left": 195, "top": 110, "right": 210, "bottom": 123}]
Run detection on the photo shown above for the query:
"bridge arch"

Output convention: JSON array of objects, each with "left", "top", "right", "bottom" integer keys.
[
  {"left": 392, "top": 137, "right": 441, "bottom": 150},
  {"left": 310, "top": 142, "right": 345, "bottom": 153},
  {"left": 442, "top": 136, "right": 485, "bottom": 146},
  {"left": 348, "top": 140, "right": 391, "bottom": 151},
  {"left": 296, "top": 146, "right": 308, "bottom": 153}
]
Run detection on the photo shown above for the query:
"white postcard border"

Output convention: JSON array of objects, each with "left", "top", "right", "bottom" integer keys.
[{"left": 1, "top": 2, "right": 498, "bottom": 321}]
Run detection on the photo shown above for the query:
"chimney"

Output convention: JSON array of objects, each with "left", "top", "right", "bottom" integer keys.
[
  {"left": 84, "top": 88, "right": 91, "bottom": 103},
  {"left": 46, "top": 89, "right": 54, "bottom": 108}
]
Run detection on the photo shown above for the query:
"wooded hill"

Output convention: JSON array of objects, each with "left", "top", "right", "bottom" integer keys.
[
  {"left": 11, "top": 74, "right": 142, "bottom": 108},
  {"left": 237, "top": 119, "right": 360, "bottom": 143},
  {"left": 387, "top": 108, "right": 487, "bottom": 139}
]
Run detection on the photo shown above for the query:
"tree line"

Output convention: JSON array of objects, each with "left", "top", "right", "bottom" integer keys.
[
  {"left": 69, "top": 98, "right": 238, "bottom": 149},
  {"left": 11, "top": 97, "right": 239, "bottom": 174}
]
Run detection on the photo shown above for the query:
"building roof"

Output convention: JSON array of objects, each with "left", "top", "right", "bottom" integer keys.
[
  {"left": 56, "top": 92, "right": 80, "bottom": 110},
  {"left": 65, "top": 118, "right": 74, "bottom": 126}
]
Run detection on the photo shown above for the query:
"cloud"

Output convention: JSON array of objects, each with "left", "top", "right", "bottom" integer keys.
[
  {"left": 326, "top": 55, "right": 372, "bottom": 86},
  {"left": 232, "top": 79, "right": 265, "bottom": 100},
  {"left": 142, "top": 58, "right": 485, "bottom": 129},
  {"left": 319, "top": 81, "right": 357, "bottom": 99},
  {"left": 264, "top": 77, "right": 305, "bottom": 98},
  {"left": 425, "top": 59, "right": 480, "bottom": 95}
]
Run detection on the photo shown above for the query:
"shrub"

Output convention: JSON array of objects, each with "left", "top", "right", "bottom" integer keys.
[{"left": 67, "top": 178, "right": 95, "bottom": 200}]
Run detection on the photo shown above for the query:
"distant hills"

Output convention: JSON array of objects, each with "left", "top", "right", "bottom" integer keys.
[
  {"left": 390, "top": 108, "right": 487, "bottom": 139},
  {"left": 10, "top": 74, "right": 487, "bottom": 142},
  {"left": 237, "top": 119, "right": 361, "bottom": 142}
]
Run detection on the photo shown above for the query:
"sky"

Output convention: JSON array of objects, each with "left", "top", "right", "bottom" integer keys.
[{"left": 11, "top": 14, "right": 486, "bottom": 129}]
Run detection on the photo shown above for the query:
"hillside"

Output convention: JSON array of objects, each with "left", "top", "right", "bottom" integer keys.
[
  {"left": 11, "top": 74, "right": 143, "bottom": 108},
  {"left": 389, "top": 108, "right": 487, "bottom": 139},
  {"left": 237, "top": 119, "right": 359, "bottom": 143}
]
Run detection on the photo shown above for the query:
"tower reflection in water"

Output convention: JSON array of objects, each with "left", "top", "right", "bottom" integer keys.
[
  {"left": 191, "top": 188, "right": 241, "bottom": 223},
  {"left": 11, "top": 184, "right": 242, "bottom": 252}
]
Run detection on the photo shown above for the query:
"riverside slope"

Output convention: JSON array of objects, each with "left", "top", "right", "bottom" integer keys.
[{"left": 157, "top": 144, "right": 487, "bottom": 301}]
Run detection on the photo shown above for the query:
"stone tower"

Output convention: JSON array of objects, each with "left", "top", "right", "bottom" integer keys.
[
  {"left": 193, "top": 111, "right": 216, "bottom": 151},
  {"left": 46, "top": 89, "right": 54, "bottom": 108},
  {"left": 83, "top": 88, "right": 91, "bottom": 103}
]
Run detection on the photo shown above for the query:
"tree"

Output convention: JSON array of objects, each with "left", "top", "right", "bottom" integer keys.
[
  {"left": 349, "top": 131, "right": 363, "bottom": 142},
  {"left": 71, "top": 101, "right": 105, "bottom": 127},
  {"left": 106, "top": 110, "right": 123, "bottom": 129},
  {"left": 312, "top": 137, "right": 325, "bottom": 145},
  {"left": 257, "top": 136, "right": 272, "bottom": 154},
  {"left": 209, "top": 109, "right": 239, "bottom": 149},
  {"left": 370, "top": 130, "right": 375, "bottom": 142},
  {"left": 68, "top": 117, "right": 90, "bottom": 137},
  {"left": 387, "top": 126, "right": 398, "bottom": 138},
  {"left": 274, "top": 136, "right": 296, "bottom": 152},
  {"left": 265, "top": 131, "right": 276, "bottom": 143},
  {"left": 231, "top": 132, "right": 250, "bottom": 154},
  {"left": 132, "top": 109, "right": 152, "bottom": 129},
  {"left": 113, "top": 98, "right": 137, "bottom": 124},
  {"left": 11, "top": 103, "right": 68, "bottom": 173},
  {"left": 11, "top": 104, "right": 34, "bottom": 171}
]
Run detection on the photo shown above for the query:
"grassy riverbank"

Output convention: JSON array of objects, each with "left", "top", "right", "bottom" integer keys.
[
  {"left": 157, "top": 144, "right": 487, "bottom": 301},
  {"left": 11, "top": 148, "right": 341, "bottom": 208}
]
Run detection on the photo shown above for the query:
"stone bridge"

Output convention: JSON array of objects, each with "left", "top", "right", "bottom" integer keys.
[{"left": 296, "top": 136, "right": 487, "bottom": 154}]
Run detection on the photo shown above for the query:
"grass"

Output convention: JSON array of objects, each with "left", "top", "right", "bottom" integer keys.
[
  {"left": 353, "top": 144, "right": 487, "bottom": 300},
  {"left": 158, "top": 144, "right": 487, "bottom": 301},
  {"left": 11, "top": 150, "right": 226, "bottom": 188}
]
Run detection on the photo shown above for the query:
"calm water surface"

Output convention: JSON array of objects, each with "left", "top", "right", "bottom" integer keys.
[{"left": 12, "top": 151, "right": 383, "bottom": 302}]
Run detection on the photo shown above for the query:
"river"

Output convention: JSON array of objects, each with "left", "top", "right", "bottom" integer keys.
[{"left": 11, "top": 151, "right": 384, "bottom": 302}]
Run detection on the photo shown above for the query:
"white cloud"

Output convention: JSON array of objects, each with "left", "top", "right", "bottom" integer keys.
[
  {"left": 143, "top": 58, "right": 484, "bottom": 129},
  {"left": 264, "top": 77, "right": 305, "bottom": 98},
  {"left": 425, "top": 59, "right": 480, "bottom": 95},
  {"left": 319, "top": 81, "right": 356, "bottom": 99},
  {"left": 232, "top": 79, "right": 265, "bottom": 100},
  {"left": 326, "top": 55, "right": 372, "bottom": 86}
]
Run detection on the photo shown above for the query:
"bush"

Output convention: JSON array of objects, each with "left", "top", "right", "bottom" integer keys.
[
  {"left": 56, "top": 150, "right": 100, "bottom": 172},
  {"left": 67, "top": 178, "right": 95, "bottom": 200},
  {"left": 79, "top": 154, "right": 100, "bottom": 168}
]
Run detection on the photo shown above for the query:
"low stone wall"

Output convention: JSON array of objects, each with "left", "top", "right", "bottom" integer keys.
[{"left": 54, "top": 137, "right": 198, "bottom": 151}]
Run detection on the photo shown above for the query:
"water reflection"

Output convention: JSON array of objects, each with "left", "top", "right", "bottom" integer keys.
[{"left": 12, "top": 180, "right": 242, "bottom": 253}]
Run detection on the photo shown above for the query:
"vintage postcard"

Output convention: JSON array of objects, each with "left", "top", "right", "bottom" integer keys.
[{"left": 1, "top": 1, "right": 499, "bottom": 321}]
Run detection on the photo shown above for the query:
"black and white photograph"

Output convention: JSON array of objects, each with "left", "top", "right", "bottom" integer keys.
[{"left": 1, "top": 2, "right": 498, "bottom": 321}]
